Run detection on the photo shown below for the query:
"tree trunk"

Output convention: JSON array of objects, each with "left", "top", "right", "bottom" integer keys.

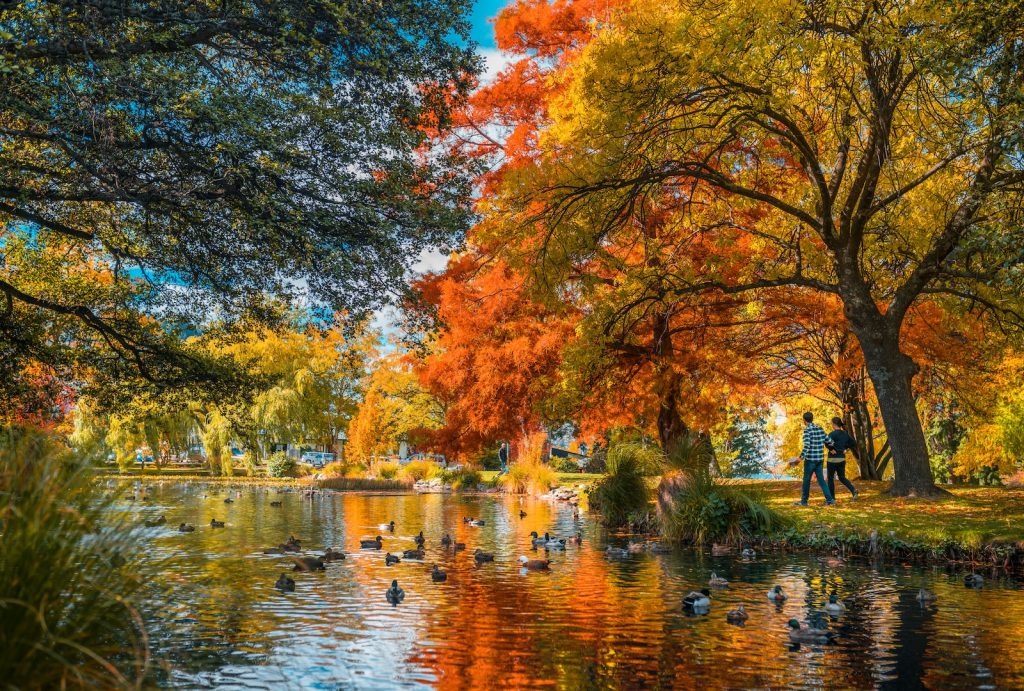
[
  {"left": 859, "top": 344, "right": 946, "bottom": 497},
  {"left": 839, "top": 373, "right": 880, "bottom": 480}
]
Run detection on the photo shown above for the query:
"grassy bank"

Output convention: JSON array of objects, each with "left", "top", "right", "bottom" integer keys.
[
  {"left": 479, "top": 470, "right": 604, "bottom": 484},
  {"left": 742, "top": 479, "right": 1024, "bottom": 564}
]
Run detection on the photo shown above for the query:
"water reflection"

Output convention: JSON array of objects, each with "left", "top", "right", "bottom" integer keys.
[{"left": 120, "top": 484, "right": 1022, "bottom": 689}]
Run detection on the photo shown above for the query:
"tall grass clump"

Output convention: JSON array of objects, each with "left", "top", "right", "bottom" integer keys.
[
  {"left": 497, "top": 433, "right": 556, "bottom": 495},
  {"left": 399, "top": 459, "right": 440, "bottom": 482},
  {"left": 659, "top": 470, "right": 788, "bottom": 546},
  {"left": 0, "top": 426, "right": 159, "bottom": 688},
  {"left": 588, "top": 443, "right": 661, "bottom": 527},
  {"left": 368, "top": 460, "right": 401, "bottom": 480}
]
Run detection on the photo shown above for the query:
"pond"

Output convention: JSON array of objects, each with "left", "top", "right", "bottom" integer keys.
[{"left": 123, "top": 483, "right": 1023, "bottom": 689}]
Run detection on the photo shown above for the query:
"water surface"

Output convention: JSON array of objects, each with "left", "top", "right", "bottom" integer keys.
[{"left": 121, "top": 483, "right": 1023, "bottom": 689}]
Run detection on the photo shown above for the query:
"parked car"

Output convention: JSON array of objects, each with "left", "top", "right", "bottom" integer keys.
[{"left": 300, "top": 451, "right": 335, "bottom": 469}]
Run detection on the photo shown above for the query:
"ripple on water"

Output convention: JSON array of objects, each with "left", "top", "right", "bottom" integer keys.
[{"left": 126, "top": 484, "right": 1024, "bottom": 690}]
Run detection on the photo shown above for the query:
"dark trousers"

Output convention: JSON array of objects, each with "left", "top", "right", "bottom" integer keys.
[
  {"left": 827, "top": 460, "right": 857, "bottom": 497},
  {"left": 801, "top": 461, "right": 835, "bottom": 504}
]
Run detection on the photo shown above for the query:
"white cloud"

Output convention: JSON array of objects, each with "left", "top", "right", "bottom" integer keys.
[{"left": 477, "top": 47, "right": 515, "bottom": 85}]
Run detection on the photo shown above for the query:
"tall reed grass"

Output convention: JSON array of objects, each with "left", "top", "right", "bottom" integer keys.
[{"left": 0, "top": 426, "right": 159, "bottom": 688}]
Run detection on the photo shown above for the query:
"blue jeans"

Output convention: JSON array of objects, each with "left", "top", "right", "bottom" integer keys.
[{"left": 801, "top": 461, "right": 835, "bottom": 504}]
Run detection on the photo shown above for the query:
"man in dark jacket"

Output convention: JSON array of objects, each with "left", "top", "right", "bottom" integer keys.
[{"left": 826, "top": 417, "right": 859, "bottom": 499}]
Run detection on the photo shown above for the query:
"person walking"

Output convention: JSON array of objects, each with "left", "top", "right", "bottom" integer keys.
[
  {"left": 788, "top": 412, "right": 835, "bottom": 506},
  {"left": 826, "top": 417, "right": 859, "bottom": 500},
  {"left": 497, "top": 442, "right": 509, "bottom": 476}
]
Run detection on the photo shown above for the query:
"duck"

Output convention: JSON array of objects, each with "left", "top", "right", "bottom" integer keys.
[
  {"left": 787, "top": 619, "right": 835, "bottom": 643},
  {"left": 441, "top": 534, "right": 452, "bottom": 547},
  {"left": 741, "top": 547, "right": 756, "bottom": 559},
  {"left": 474, "top": 549, "right": 494, "bottom": 563},
  {"left": 820, "top": 554, "right": 846, "bottom": 568},
  {"left": 210, "top": 519, "right": 225, "bottom": 528},
  {"left": 322, "top": 548, "right": 346, "bottom": 562},
  {"left": 431, "top": 564, "right": 448, "bottom": 582},
  {"left": 178, "top": 523, "right": 195, "bottom": 533},
  {"left": 360, "top": 536, "right": 383, "bottom": 549},
  {"left": 571, "top": 533, "right": 583, "bottom": 546},
  {"left": 519, "top": 555, "right": 550, "bottom": 570},
  {"left": 224, "top": 497, "right": 234, "bottom": 504},
  {"left": 726, "top": 604, "right": 748, "bottom": 624},
  {"left": 462, "top": 517, "right": 474, "bottom": 524},
  {"left": 281, "top": 536, "right": 301, "bottom": 552},
  {"left": 916, "top": 588, "right": 937, "bottom": 602},
  {"left": 627, "top": 542, "right": 645, "bottom": 554},
  {"left": 270, "top": 501, "right": 282, "bottom": 507},
  {"left": 529, "top": 531, "right": 547, "bottom": 548},
  {"left": 292, "top": 556, "right": 326, "bottom": 572},
  {"left": 385, "top": 552, "right": 401, "bottom": 566},
  {"left": 605, "top": 546, "right": 630, "bottom": 558},
  {"left": 708, "top": 572, "right": 729, "bottom": 588},
  {"left": 275, "top": 573, "right": 295, "bottom": 592},
  {"left": 545, "top": 537, "right": 567, "bottom": 551},
  {"left": 386, "top": 579, "right": 405, "bottom": 605},
  {"left": 402, "top": 548, "right": 425, "bottom": 560},
  {"left": 767, "top": 585, "right": 787, "bottom": 602},
  {"left": 143, "top": 515, "right": 167, "bottom": 528},
  {"left": 414, "top": 531, "right": 425, "bottom": 547},
  {"left": 379, "top": 521, "right": 396, "bottom": 532},
  {"left": 824, "top": 591, "right": 846, "bottom": 614},
  {"left": 964, "top": 573, "right": 984, "bottom": 588},
  {"left": 711, "top": 543, "right": 731, "bottom": 556},
  {"left": 519, "top": 510, "right": 527, "bottom": 519},
  {"left": 468, "top": 519, "right": 486, "bottom": 527},
  {"left": 451, "top": 541, "right": 466, "bottom": 552},
  {"left": 683, "top": 589, "right": 711, "bottom": 610}
]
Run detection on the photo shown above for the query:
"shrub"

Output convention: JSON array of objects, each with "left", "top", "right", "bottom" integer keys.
[
  {"left": 0, "top": 427, "right": 159, "bottom": 687},
  {"left": 317, "top": 476, "right": 412, "bottom": 491},
  {"left": 321, "top": 461, "right": 357, "bottom": 477},
  {"left": 582, "top": 449, "right": 607, "bottom": 474},
  {"left": 266, "top": 451, "right": 296, "bottom": 478},
  {"left": 497, "top": 462, "right": 556, "bottom": 495},
  {"left": 551, "top": 456, "right": 581, "bottom": 473},
  {"left": 588, "top": 447, "right": 652, "bottom": 527},
  {"left": 435, "top": 467, "right": 482, "bottom": 490},
  {"left": 369, "top": 461, "right": 400, "bottom": 480},
  {"left": 400, "top": 459, "right": 440, "bottom": 482},
  {"left": 659, "top": 470, "right": 787, "bottom": 546}
]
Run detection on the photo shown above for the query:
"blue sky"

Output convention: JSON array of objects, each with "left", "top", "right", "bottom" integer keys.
[{"left": 469, "top": 0, "right": 507, "bottom": 49}]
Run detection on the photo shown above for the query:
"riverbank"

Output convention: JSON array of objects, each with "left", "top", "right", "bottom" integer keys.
[{"left": 740, "top": 480, "right": 1024, "bottom": 567}]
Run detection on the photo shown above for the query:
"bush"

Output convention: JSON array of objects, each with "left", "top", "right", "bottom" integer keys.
[
  {"left": 497, "top": 462, "right": 557, "bottom": 495},
  {"left": 659, "top": 470, "right": 787, "bottom": 546},
  {"left": 435, "top": 467, "right": 483, "bottom": 490},
  {"left": 551, "top": 456, "right": 581, "bottom": 473},
  {"left": 0, "top": 427, "right": 159, "bottom": 687},
  {"left": 588, "top": 447, "right": 652, "bottom": 527},
  {"left": 266, "top": 451, "right": 296, "bottom": 478},
  {"left": 400, "top": 459, "right": 440, "bottom": 482},
  {"left": 582, "top": 449, "right": 607, "bottom": 474},
  {"left": 476, "top": 449, "right": 501, "bottom": 471},
  {"left": 369, "top": 461, "right": 400, "bottom": 479}
]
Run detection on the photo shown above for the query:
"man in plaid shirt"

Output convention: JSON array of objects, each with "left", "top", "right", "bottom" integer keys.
[{"left": 788, "top": 412, "right": 835, "bottom": 506}]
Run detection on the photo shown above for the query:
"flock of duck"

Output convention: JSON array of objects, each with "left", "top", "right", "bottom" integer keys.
[
  {"left": 675, "top": 552, "right": 983, "bottom": 644},
  {"left": 263, "top": 514, "right": 579, "bottom": 602},
  {"left": 135, "top": 486, "right": 986, "bottom": 641}
]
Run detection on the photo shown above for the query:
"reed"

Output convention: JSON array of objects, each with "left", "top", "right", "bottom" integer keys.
[{"left": 0, "top": 426, "right": 160, "bottom": 688}]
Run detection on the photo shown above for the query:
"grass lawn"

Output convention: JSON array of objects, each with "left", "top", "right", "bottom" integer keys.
[
  {"left": 743, "top": 479, "right": 1024, "bottom": 546},
  {"left": 479, "top": 470, "right": 605, "bottom": 484}
]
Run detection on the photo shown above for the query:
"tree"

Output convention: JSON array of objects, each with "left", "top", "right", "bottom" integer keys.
[
  {"left": 346, "top": 354, "right": 444, "bottom": 462},
  {"left": 498, "top": 0, "right": 1024, "bottom": 496},
  {"left": 0, "top": 0, "right": 478, "bottom": 386}
]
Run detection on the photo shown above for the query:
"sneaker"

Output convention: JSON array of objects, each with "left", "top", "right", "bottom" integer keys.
[
  {"left": 792, "top": 501, "right": 808, "bottom": 506},
  {"left": 825, "top": 501, "right": 836, "bottom": 506},
  {"left": 852, "top": 492, "right": 859, "bottom": 500}
]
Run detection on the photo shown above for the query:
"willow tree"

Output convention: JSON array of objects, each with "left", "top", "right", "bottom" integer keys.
[
  {"left": 0, "top": 0, "right": 478, "bottom": 393},
  {"left": 500, "top": 0, "right": 1024, "bottom": 496}
]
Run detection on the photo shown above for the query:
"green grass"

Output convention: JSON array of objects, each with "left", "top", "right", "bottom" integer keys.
[
  {"left": 480, "top": 470, "right": 604, "bottom": 484},
  {"left": 745, "top": 480, "right": 1024, "bottom": 546}
]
